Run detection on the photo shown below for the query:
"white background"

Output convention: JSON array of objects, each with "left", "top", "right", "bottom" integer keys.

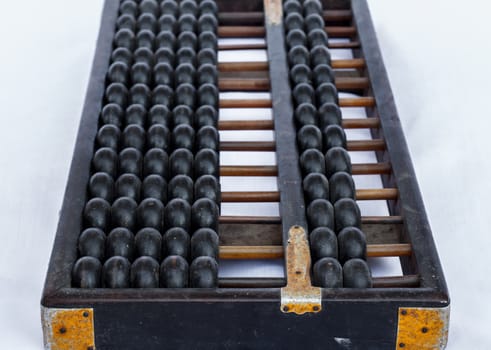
[{"left": 0, "top": 0, "right": 489, "bottom": 348}]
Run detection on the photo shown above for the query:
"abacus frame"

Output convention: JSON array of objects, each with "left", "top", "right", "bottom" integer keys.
[{"left": 41, "top": 0, "right": 450, "bottom": 349}]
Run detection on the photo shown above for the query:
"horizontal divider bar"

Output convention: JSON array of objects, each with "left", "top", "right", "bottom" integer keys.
[
  {"left": 218, "top": 10, "right": 353, "bottom": 25},
  {"left": 219, "top": 140, "right": 385, "bottom": 152},
  {"left": 218, "top": 118, "right": 380, "bottom": 131},
  {"left": 219, "top": 215, "right": 402, "bottom": 225},
  {"left": 219, "top": 97, "right": 375, "bottom": 108},
  {"left": 221, "top": 188, "right": 398, "bottom": 202},
  {"left": 217, "top": 275, "right": 420, "bottom": 288},
  {"left": 218, "top": 59, "right": 364, "bottom": 72},
  {"left": 219, "top": 162, "right": 392, "bottom": 176},
  {"left": 219, "top": 243, "right": 412, "bottom": 259},
  {"left": 217, "top": 26, "right": 356, "bottom": 38}
]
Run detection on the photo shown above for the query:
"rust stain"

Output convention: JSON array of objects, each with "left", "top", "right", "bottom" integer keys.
[
  {"left": 263, "top": 0, "right": 282, "bottom": 25},
  {"left": 281, "top": 226, "right": 322, "bottom": 315},
  {"left": 396, "top": 306, "right": 450, "bottom": 349},
  {"left": 42, "top": 307, "right": 95, "bottom": 350}
]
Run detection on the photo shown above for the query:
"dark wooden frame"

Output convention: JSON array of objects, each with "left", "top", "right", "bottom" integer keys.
[{"left": 41, "top": 1, "right": 449, "bottom": 349}]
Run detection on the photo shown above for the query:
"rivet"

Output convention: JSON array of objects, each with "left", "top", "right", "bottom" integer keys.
[
  {"left": 399, "top": 343, "right": 405, "bottom": 348},
  {"left": 422, "top": 327, "right": 429, "bottom": 333},
  {"left": 401, "top": 309, "right": 407, "bottom": 315},
  {"left": 313, "top": 306, "right": 320, "bottom": 311},
  {"left": 283, "top": 306, "right": 289, "bottom": 312},
  {"left": 59, "top": 327, "right": 67, "bottom": 334},
  {"left": 295, "top": 270, "right": 301, "bottom": 275},
  {"left": 83, "top": 311, "right": 89, "bottom": 318}
]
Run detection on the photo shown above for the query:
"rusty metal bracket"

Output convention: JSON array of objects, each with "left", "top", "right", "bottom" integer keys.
[
  {"left": 396, "top": 306, "right": 450, "bottom": 349},
  {"left": 41, "top": 306, "right": 95, "bottom": 350},
  {"left": 280, "top": 226, "right": 322, "bottom": 315}
]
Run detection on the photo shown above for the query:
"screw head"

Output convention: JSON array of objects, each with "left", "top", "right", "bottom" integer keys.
[
  {"left": 399, "top": 343, "right": 405, "bottom": 348},
  {"left": 282, "top": 306, "right": 289, "bottom": 312},
  {"left": 422, "top": 327, "right": 429, "bottom": 333},
  {"left": 59, "top": 327, "right": 67, "bottom": 334},
  {"left": 83, "top": 311, "right": 89, "bottom": 317}
]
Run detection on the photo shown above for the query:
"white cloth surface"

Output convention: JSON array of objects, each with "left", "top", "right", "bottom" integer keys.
[{"left": 0, "top": 1, "right": 489, "bottom": 348}]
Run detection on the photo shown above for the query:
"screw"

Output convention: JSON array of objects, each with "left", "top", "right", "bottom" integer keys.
[
  {"left": 83, "top": 311, "right": 89, "bottom": 318},
  {"left": 59, "top": 327, "right": 67, "bottom": 334},
  {"left": 422, "top": 327, "right": 428, "bottom": 333},
  {"left": 401, "top": 309, "right": 407, "bottom": 315},
  {"left": 313, "top": 306, "right": 320, "bottom": 311},
  {"left": 283, "top": 306, "right": 289, "bottom": 312},
  {"left": 399, "top": 343, "right": 405, "bottom": 348},
  {"left": 295, "top": 270, "right": 301, "bottom": 275}
]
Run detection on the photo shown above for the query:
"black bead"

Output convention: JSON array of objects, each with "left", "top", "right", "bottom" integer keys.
[
  {"left": 130, "top": 83, "right": 152, "bottom": 108},
  {"left": 325, "top": 147, "right": 352, "bottom": 178},
  {"left": 318, "top": 102, "right": 342, "bottom": 128},
  {"left": 137, "top": 198, "right": 164, "bottom": 230},
  {"left": 195, "top": 175, "right": 220, "bottom": 203},
  {"left": 313, "top": 64, "right": 335, "bottom": 87},
  {"left": 197, "top": 48, "right": 217, "bottom": 66},
  {"left": 111, "top": 197, "right": 138, "bottom": 231},
  {"left": 131, "top": 256, "right": 159, "bottom": 287},
  {"left": 89, "top": 172, "right": 115, "bottom": 202},
  {"left": 135, "top": 227, "right": 162, "bottom": 260},
  {"left": 136, "top": 29, "right": 156, "bottom": 50},
  {"left": 125, "top": 104, "right": 147, "bottom": 127},
  {"left": 153, "top": 62, "right": 174, "bottom": 86},
  {"left": 158, "top": 14, "right": 177, "bottom": 33},
  {"left": 191, "top": 228, "right": 219, "bottom": 260},
  {"left": 160, "top": 255, "right": 189, "bottom": 287},
  {"left": 195, "top": 149, "right": 219, "bottom": 178},
  {"left": 192, "top": 198, "right": 219, "bottom": 231},
  {"left": 198, "top": 83, "right": 218, "bottom": 107},
  {"left": 143, "top": 148, "right": 169, "bottom": 178},
  {"left": 308, "top": 28, "right": 328, "bottom": 48},
  {"left": 196, "top": 126, "right": 219, "bottom": 151},
  {"left": 305, "top": 13, "right": 324, "bottom": 32},
  {"left": 293, "top": 82, "right": 314, "bottom": 105},
  {"left": 311, "top": 46, "right": 332, "bottom": 67},
  {"left": 338, "top": 227, "right": 366, "bottom": 262},
  {"left": 139, "top": 0, "right": 159, "bottom": 16},
  {"left": 178, "top": 31, "right": 198, "bottom": 50},
  {"left": 156, "top": 31, "right": 176, "bottom": 50},
  {"left": 190, "top": 256, "right": 218, "bottom": 288},
  {"left": 173, "top": 105, "right": 193, "bottom": 126},
  {"left": 297, "top": 124, "right": 322, "bottom": 152},
  {"left": 114, "top": 28, "right": 136, "bottom": 50},
  {"left": 122, "top": 124, "right": 146, "bottom": 151},
  {"left": 148, "top": 104, "right": 171, "bottom": 127},
  {"left": 175, "top": 83, "right": 196, "bottom": 108},
  {"left": 72, "top": 257, "right": 102, "bottom": 288},
  {"left": 199, "top": 0, "right": 218, "bottom": 16},
  {"left": 178, "top": 14, "right": 197, "bottom": 33},
  {"left": 195, "top": 105, "right": 218, "bottom": 128},
  {"left": 103, "top": 256, "right": 131, "bottom": 288},
  {"left": 316, "top": 82, "right": 338, "bottom": 105},
  {"left": 108, "top": 61, "right": 129, "bottom": 85},
  {"left": 78, "top": 228, "right": 106, "bottom": 261},
  {"left": 295, "top": 102, "right": 317, "bottom": 126},
  {"left": 169, "top": 148, "right": 194, "bottom": 178},
  {"left": 304, "top": 0, "right": 322, "bottom": 16},
  {"left": 303, "top": 172, "right": 329, "bottom": 202},
  {"left": 131, "top": 62, "right": 152, "bottom": 85},
  {"left": 288, "top": 45, "right": 310, "bottom": 66},
  {"left": 120, "top": 0, "right": 138, "bottom": 17},
  {"left": 199, "top": 31, "right": 217, "bottom": 51},
  {"left": 307, "top": 198, "right": 334, "bottom": 230},
  {"left": 180, "top": 0, "right": 198, "bottom": 16},
  {"left": 312, "top": 257, "right": 342, "bottom": 288},
  {"left": 93, "top": 147, "right": 118, "bottom": 178},
  {"left": 329, "top": 171, "right": 356, "bottom": 203},
  {"left": 310, "top": 227, "right": 338, "bottom": 261},
  {"left": 142, "top": 174, "right": 167, "bottom": 202},
  {"left": 290, "top": 64, "right": 312, "bottom": 85},
  {"left": 162, "top": 227, "right": 190, "bottom": 258},
  {"left": 147, "top": 124, "right": 170, "bottom": 151},
  {"left": 98, "top": 124, "right": 119, "bottom": 149},
  {"left": 106, "top": 82, "right": 129, "bottom": 107},
  {"left": 198, "top": 14, "right": 218, "bottom": 33},
  {"left": 283, "top": 0, "right": 302, "bottom": 14},
  {"left": 160, "top": 0, "right": 178, "bottom": 16},
  {"left": 172, "top": 124, "right": 195, "bottom": 151},
  {"left": 164, "top": 198, "right": 191, "bottom": 230},
  {"left": 285, "top": 12, "right": 304, "bottom": 32},
  {"left": 119, "top": 147, "right": 143, "bottom": 177},
  {"left": 323, "top": 125, "right": 347, "bottom": 151},
  {"left": 343, "top": 258, "right": 372, "bottom": 288},
  {"left": 137, "top": 13, "right": 157, "bottom": 32},
  {"left": 115, "top": 173, "right": 142, "bottom": 201},
  {"left": 101, "top": 103, "right": 124, "bottom": 128},
  {"left": 152, "top": 85, "right": 174, "bottom": 106},
  {"left": 286, "top": 29, "right": 307, "bottom": 49},
  {"left": 111, "top": 47, "right": 133, "bottom": 66},
  {"left": 175, "top": 63, "right": 196, "bottom": 85},
  {"left": 335, "top": 198, "right": 362, "bottom": 232},
  {"left": 106, "top": 227, "right": 135, "bottom": 260},
  {"left": 168, "top": 175, "right": 194, "bottom": 203},
  {"left": 134, "top": 47, "right": 155, "bottom": 66},
  {"left": 197, "top": 63, "right": 218, "bottom": 85},
  {"left": 300, "top": 148, "right": 325, "bottom": 175},
  {"left": 155, "top": 47, "right": 175, "bottom": 66}
]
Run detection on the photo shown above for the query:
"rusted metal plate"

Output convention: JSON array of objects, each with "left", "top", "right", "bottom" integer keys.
[
  {"left": 280, "top": 226, "right": 322, "bottom": 315},
  {"left": 41, "top": 307, "right": 95, "bottom": 350},
  {"left": 396, "top": 306, "right": 450, "bottom": 349}
]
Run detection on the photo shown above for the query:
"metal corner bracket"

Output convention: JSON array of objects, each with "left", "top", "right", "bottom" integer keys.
[{"left": 280, "top": 225, "right": 322, "bottom": 315}]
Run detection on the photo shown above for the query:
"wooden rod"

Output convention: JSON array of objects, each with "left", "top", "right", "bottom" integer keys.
[
  {"left": 331, "top": 58, "right": 365, "bottom": 69},
  {"left": 218, "top": 215, "right": 402, "bottom": 225},
  {"left": 220, "top": 141, "right": 275, "bottom": 152},
  {"left": 356, "top": 188, "right": 398, "bottom": 201},
  {"left": 329, "top": 41, "right": 360, "bottom": 49},
  {"left": 219, "top": 97, "right": 374, "bottom": 109},
  {"left": 372, "top": 275, "right": 420, "bottom": 288},
  {"left": 217, "top": 118, "right": 380, "bottom": 131},
  {"left": 219, "top": 43, "right": 267, "bottom": 51},
  {"left": 347, "top": 139, "right": 386, "bottom": 151},
  {"left": 219, "top": 243, "right": 412, "bottom": 259},
  {"left": 217, "top": 26, "right": 357, "bottom": 38},
  {"left": 219, "top": 163, "right": 392, "bottom": 177},
  {"left": 220, "top": 165, "right": 278, "bottom": 176},
  {"left": 217, "top": 10, "right": 352, "bottom": 25},
  {"left": 335, "top": 77, "right": 370, "bottom": 90},
  {"left": 221, "top": 189, "right": 397, "bottom": 202},
  {"left": 218, "top": 59, "right": 363, "bottom": 72}
]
